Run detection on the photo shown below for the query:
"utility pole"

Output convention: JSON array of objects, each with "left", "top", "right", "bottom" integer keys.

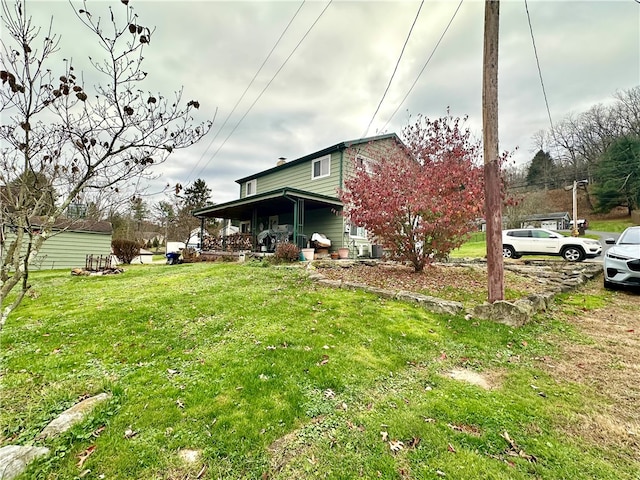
[{"left": 482, "top": 0, "right": 504, "bottom": 302}]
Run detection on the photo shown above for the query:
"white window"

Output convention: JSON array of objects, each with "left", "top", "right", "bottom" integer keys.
[
  {"left": 240, "top": 221, "right": 251, "bottom": 233},
  {"left": 349, "top": 222, "right": 367, "bottom": 239},
  {"left": 312, "top": 155, "right": 330, "bottom": 179},
  {"left": 355, "top": 154, "right": 375, "bottom": 174},
  {"left": 246, "top": 179, "right": 256, "bottom": 196}
]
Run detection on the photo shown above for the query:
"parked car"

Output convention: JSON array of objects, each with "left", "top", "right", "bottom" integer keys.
[
  {"left": 502, "top": 228, "right": 602, "bottom": 262},
  {"left": 603, "top": 226, "right": 640, "bottom": 289}
]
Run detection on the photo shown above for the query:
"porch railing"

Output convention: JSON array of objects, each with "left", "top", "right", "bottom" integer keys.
[{"left": 202, "top": 233, "right": 253, "bottom": 252}]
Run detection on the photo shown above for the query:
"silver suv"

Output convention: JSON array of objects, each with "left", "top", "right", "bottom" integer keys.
[{"left": 502, "top": 228, "right": 602, "bottom": 262}]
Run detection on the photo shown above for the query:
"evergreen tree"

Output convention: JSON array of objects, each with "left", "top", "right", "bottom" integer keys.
[
  {"left": 594, "top": 135, "right": 640, "bottom": 215},
  {"left": 526, "top": 150, "right": 556, "bottom": 189}
]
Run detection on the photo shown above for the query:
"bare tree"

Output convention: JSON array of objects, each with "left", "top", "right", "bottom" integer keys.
[
  {"left": 0, "top": 0, "right": 213, "bottom": 329},
  {"left": 542, "top": 87, "right": 640, "bottom": 188}
]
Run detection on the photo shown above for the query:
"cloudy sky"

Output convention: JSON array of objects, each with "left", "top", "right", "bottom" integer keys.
[{"left": 28, "top": 0, "right": 640, "bottom": 205}]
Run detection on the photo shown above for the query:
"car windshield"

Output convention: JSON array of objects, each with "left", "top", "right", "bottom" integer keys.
[{"left": 618, "top": 229, "right": 640, "bottom": 245}]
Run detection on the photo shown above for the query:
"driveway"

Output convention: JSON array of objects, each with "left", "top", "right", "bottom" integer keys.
[{"left": 584, "top": 230, "right": 620, "bottom": 262}]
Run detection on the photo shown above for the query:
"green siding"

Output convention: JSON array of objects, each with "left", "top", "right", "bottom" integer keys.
[
  {"left": 303, "top": 207, "right": 345, "bottom": 250},
  {"left": 3, "top": 230, "right": 112, "bottom": 270},
  {"left": 242, "top": 152, "right": 342, "bottom": 198},
  {"left": 233, "top": 137, "right": 408, "bottom": 257},
  {"left": 341, "top": 137, "right": 403, "bottom": 188}
]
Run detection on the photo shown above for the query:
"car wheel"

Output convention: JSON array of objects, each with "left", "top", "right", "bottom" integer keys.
[
  {"left": 561, "top": 246, "right": 585, "bottom": 262},
  {"left": 503, "top": 245, "right": 516, "bottom": 259}
]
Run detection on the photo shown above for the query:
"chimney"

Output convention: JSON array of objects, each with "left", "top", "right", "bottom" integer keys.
[{"left": 276, "top": 157, "right": 286, "bottom": 166}]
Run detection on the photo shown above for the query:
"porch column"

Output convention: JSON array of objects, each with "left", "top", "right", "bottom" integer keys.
[{"left": 251, "top": 208, "right": 258, "bottom": 250}]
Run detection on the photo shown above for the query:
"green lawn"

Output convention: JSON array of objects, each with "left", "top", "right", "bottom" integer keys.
[{"left": 1, "top": 262, "right": 637, "bottom": 479}]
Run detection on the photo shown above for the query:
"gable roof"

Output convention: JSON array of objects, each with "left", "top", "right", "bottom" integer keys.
[
  {"left": 9, "top": 217, "right": 113, "bottom": 234},
  {"left": 235, "top": 133, "right": 402, "bottom": 184},
  {"left": 522, "top": 212, "right": 571, "bottom": 222}
]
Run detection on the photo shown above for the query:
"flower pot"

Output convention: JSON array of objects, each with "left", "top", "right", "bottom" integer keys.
[
  {"left": 330, "top": 252, "right": 339, "bottom": 260},
  {"left": 338, "top": 247, "right": 349, "bottom": 259},
  {"left": 301, "top": 248, "right": 315, "bottom": 261}
]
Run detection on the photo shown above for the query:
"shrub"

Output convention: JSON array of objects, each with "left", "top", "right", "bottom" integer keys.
[
  {"left": 273, "top": 242, "right": 300, "bottom": 263},
  {"left": 111, "top": 239, "right": 141, "bottom": 264}
]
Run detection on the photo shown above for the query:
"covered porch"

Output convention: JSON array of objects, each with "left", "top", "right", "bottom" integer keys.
[{"left": 193, "top": 187, "right": 344, "bottom": 254}]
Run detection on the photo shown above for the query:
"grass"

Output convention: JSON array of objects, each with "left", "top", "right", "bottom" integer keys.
[
  {"left": 587, "top": 218, "right": 636, "bottom": 233},
  {"left": 450, "top": 220, "right": 628, "bottom": 259},
  {"left": 1, "top": 262, "right": 637, "bottom": 479}
]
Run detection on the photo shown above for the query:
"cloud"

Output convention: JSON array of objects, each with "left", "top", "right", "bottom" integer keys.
[{"left": 25, "top": 0, "right": 640, "bottom": 205}]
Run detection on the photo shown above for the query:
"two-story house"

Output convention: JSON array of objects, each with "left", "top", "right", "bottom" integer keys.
[{"left": 192, "top": 133, "right": 408, "bottom": 257}]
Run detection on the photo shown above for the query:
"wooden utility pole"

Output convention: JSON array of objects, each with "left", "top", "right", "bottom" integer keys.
[{"left": 482, "top": 0, "right": 504, "bottom": 302}]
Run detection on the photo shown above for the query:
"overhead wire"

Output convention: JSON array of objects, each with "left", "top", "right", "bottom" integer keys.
[
  {"left": 525, "top": 0, "right": 554, "bottom": 133},
  {"left": 185, "top": 1, "right": 306, "bottom": 184},
  {"left": 361, "top": 0, "right": 424, "bottom": 138},
  {"left": 192, "top": 0, "right": 333, "bottom": 181},
  {"left": 380, "top": 0, "right": 464, "bottom": 133},
  {"left": 525, "top": 0, "right": 568, "bottom": 172}
]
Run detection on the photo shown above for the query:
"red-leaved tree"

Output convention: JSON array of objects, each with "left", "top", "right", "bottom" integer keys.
[{"left": 340, "top": 114, "right": 485, "bottom": 272}]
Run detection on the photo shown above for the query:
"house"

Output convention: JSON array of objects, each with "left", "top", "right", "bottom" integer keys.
[
  {"left": 193, "top": 133, "right": 408, "bottom": 257},
  {"left": 1, "top": 218, "right": 112, "bottom": 270},
  {"left": 520, "top": 212, "right": 571, "bottom": 230}
]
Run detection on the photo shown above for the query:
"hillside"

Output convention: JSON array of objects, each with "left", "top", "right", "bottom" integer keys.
[{"left": 532, "top": 188, "right": 631, "bottom": 221}]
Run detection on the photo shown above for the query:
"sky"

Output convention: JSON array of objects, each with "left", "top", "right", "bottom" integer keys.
[{"left": 25, "top": 0, "right": 640, "bottom": 205}]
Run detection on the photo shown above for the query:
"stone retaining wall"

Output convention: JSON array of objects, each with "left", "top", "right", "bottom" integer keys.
[{"left": 307, "top": 259, "right": 602, "bottom": 327}]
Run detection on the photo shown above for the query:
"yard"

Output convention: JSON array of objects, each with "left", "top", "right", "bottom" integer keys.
[{"left": 0, "top": 261, "right": 638, "bottom": 479}]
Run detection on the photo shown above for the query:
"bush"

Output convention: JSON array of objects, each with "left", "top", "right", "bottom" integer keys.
[
  {"left": 111, "top": 239, "right": 141, "bottom": 264},
  {"left": 273, "top": 242, "right": 300, "bottom": 263}
]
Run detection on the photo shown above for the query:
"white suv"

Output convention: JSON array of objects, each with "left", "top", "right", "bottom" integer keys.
[{"left": 502, "top": 228, "right": 602, "bottom": 262}]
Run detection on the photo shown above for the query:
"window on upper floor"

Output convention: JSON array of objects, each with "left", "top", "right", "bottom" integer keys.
[
  {"left": 355, "top": 154, "right": 375, "bottom": 175},
  {"left": 312, "top": 155, "right": 330, "bottom": 180},
  {"left": 246, "top": 179, "right": 257, "bottom": 196}
]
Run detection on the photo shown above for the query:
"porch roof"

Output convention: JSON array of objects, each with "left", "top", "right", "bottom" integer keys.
[{"left": 192, "top": 187, "right": 343, "bottom": 220}]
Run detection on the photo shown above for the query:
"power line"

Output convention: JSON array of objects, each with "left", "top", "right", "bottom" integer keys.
[
  {"left": 186, "top": 1, "right": 306, "bottom": 184},
  {"left": 361, "top": 0, "right": 424, "bottom": 138},
  {"left": 380, "top": 0, "right": 464, "bottom": 133},
  {"left": 193, "top": 1, "right": 333, "bottom": 181},
  {"left": 525, "top": 0, "right": 554, "bottom": 132}
]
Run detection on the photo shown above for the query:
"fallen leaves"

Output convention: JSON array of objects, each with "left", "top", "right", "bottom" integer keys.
[
  {"left": 316, "top": 354, "right": 329, "bottom": 366},
  {"left": 389, "top": 439, "right": 404, "bottom": 453},
  {"left": 500, "top": 431, "right": 537, "bottom": 462},
  {"left": 76, "top": 445, "right": 96, "bottom": 468}
]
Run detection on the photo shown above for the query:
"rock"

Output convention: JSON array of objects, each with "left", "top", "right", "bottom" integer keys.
[
  {"left": 0, "top": 445, "right": 50, "bottom": 480},
  {"left": 395, "top": 291, "right": 464, "bottom": 316},
  {"left": 473, "top": 301, "right": 531, "bottom": 327},
  {"left": 36, "top": 393, "right": 111, "bottom": 441}
]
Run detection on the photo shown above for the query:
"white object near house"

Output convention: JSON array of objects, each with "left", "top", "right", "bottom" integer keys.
[
  {"left": 166, "top": 241, "right": 185, "bottom": 254},
  {"left": 131, "top": 248, "right": 154, "bottom": 264}
]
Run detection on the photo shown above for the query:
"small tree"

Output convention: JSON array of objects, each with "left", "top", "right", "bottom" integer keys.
[
  {"left": 340, "top": 114, "right": 484, "bottom": 272},
  {"left": 0, "top": 0, "right": 213, "bottom": 329}
]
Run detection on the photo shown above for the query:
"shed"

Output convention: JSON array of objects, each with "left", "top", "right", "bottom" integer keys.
[
  {"left": 520, "top": 212, "right": 571, "bottom": 230},
  {"left": 1, "top": 218, "right": 112, "bottom": 270}
]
